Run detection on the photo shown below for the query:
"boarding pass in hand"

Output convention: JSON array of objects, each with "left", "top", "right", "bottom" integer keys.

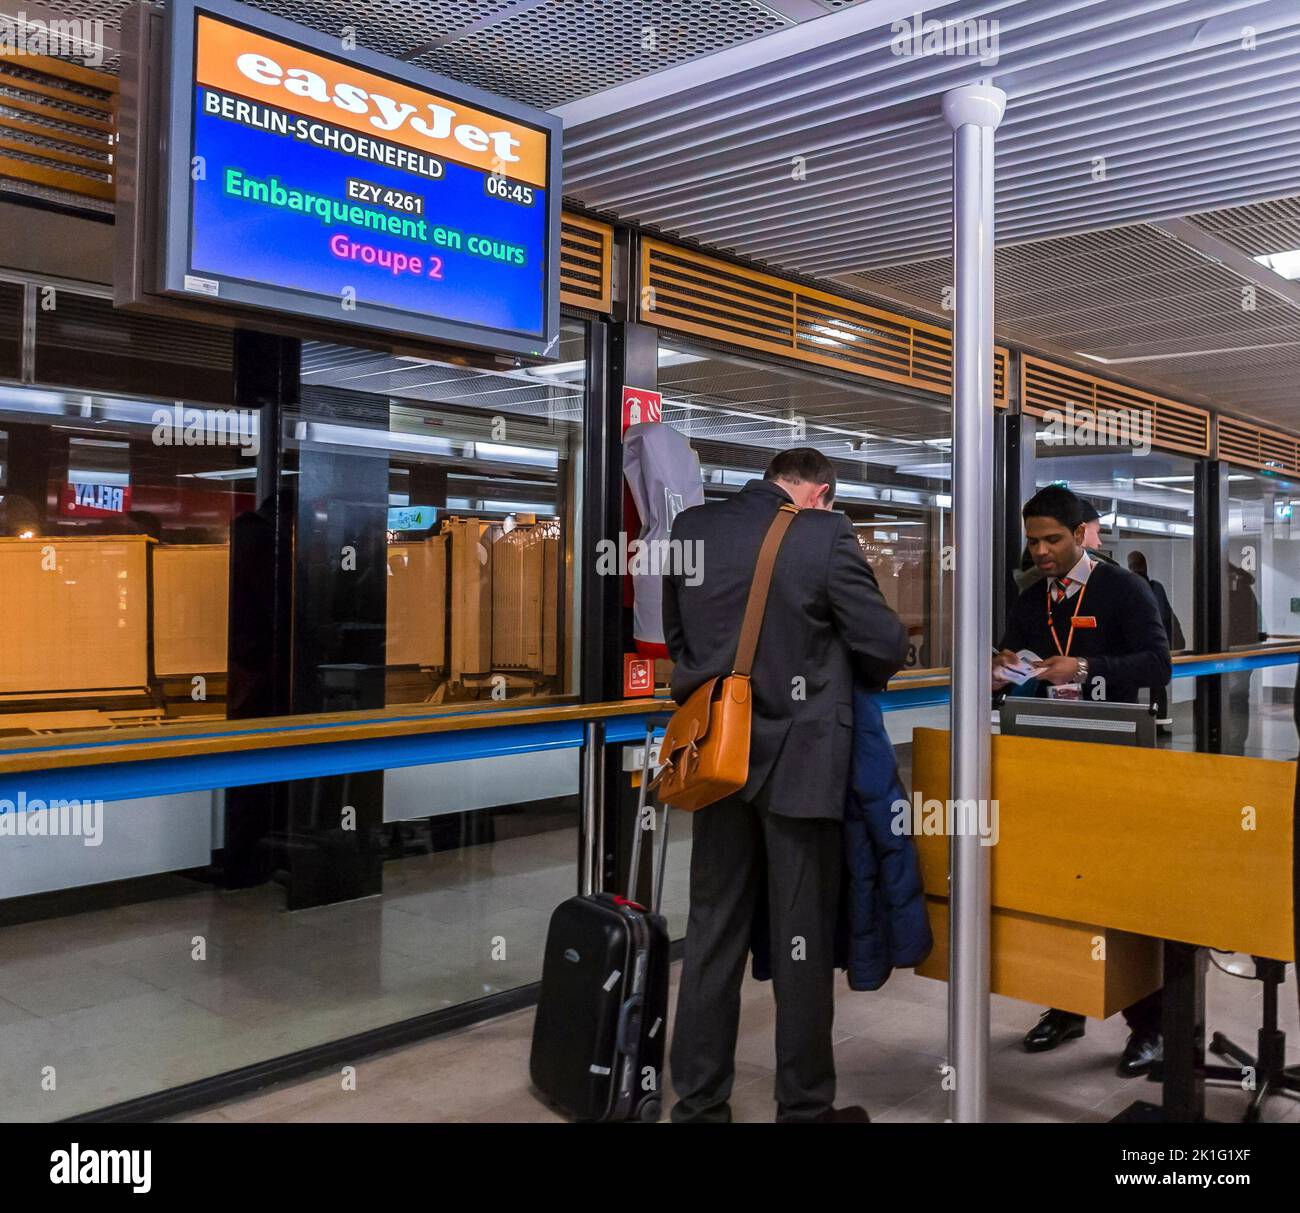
[{"left": 998, "top": 649, "right": 1043, "bottom": 686}]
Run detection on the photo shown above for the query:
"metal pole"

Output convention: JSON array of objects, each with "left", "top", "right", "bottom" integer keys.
[{"left": 942, "top": 83, "right": 1005, "bottom": 1125}]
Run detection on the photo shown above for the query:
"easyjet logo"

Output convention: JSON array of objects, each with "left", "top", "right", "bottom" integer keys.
[
  {"left": 194, "top": 15, "right": 548, "bottom": 186},
  {"left": 234, "top": 53, "right": 521, "bottom": 164}
]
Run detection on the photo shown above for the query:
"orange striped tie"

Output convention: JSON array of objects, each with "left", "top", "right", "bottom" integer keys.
[{"left": 1052, "top": 577, "right": 1071, "bottom": 604}]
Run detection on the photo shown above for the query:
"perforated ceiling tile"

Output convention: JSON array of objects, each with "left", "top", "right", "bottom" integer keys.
[
  {"left": 237, "top": 0, "right": 518, "bottom": 59},
  {"left": 843, "top": 199, "right": 1300, "bottom": 430},
  {"left": 1187, "top": 197, "right": 1300, "bottom": 260},
  {"left": 407, "top": 0, "right": 792, "bottom": 110},
  {"left": 560, "top": 1, "right": 1300, "bottom": 285},
  {"left": 43, "top": 0, "right": 796, "bottom": 101},
  {"left": 4, "top": 0, "right": 129, "bottom": 70},
  {"left": 53, "top": 0, "right": 530, "bottom": 71}
]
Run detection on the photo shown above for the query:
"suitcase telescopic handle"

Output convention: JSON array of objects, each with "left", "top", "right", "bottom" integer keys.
[{"left": 627, "top": 722, "right": 671, "bottom": 914}]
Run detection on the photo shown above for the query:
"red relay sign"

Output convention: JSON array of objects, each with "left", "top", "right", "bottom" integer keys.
[
  {"left": 621, "top": 386, "right": 662, "bottom": 434},
  {"left": 60, "top": 483, "right": 132, "bottom": 517}
]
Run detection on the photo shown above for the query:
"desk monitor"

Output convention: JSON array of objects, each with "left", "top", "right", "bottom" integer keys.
[{"left": 999, "top": 698, "right": 1157, "bottom": 748}]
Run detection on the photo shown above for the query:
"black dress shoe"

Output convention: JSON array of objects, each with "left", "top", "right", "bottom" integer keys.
[
  {"left": 1023, "top": 1008, "right": 1087, "bottom": 1053},
  {"left": 813, "top": 1105, "right": 871, "bottom": 1123},
  {"left": 1118, "top": 1032, "right": 1162, "bottom": 1077}
]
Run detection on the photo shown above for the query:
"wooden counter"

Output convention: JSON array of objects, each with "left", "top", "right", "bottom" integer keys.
[{"left": 910, "top": 727, "right": 1295, "bottom": 1016}]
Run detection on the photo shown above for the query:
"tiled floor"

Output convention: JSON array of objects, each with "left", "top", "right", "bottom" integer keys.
[
  {"left": 182, "top": 953, "right": 1300, "bottom": 1124},
  {"left": 0, "top": 702, "right": 1293, "bottom": 1122}
]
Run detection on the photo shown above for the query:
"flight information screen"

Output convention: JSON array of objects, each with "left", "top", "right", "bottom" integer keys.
[{"left": 160, "top": 0, "right": 561, "bottom": 358}]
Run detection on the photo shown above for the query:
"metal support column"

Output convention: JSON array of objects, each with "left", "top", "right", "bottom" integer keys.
[{"left": 943, "top": 83, "right": 1005, "bottom": 1125}]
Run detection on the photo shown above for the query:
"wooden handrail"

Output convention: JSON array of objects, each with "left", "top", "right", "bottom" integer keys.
[
  {"left": 0, "top": 697, "right": 674, "bottom": 775},
  {"left": 0, "top": 640, "right": 1294, "bottom": 776}
]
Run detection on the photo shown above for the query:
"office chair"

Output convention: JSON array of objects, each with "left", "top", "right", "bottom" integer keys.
[{"left": 1203, "top": 955, "right": 1300, "bottom": 1122}]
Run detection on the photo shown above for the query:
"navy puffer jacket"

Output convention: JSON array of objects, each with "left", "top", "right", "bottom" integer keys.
[{"left": 840, "top": 686, "right": 932, "bottom": 990}]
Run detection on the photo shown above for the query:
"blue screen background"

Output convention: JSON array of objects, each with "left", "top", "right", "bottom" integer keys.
[{"left": 189, "top": 87, "right": 548, "bottom": 338}]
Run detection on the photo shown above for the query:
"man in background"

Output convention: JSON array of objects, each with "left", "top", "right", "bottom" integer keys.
[
  {"left": 1127, "top": 550, "right": 1183, "bottom": 726},
  {"left": 1226, "top": 561, "right": 1266, "bottom": 755}
]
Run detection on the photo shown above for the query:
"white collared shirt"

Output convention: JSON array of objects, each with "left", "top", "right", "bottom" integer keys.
[{"left": 1051, "top": 552, "right": 1094, "bottom": 603}]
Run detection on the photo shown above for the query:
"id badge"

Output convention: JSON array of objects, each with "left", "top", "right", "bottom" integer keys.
[{"left": 1047, "top": 683, "right": 1082, "bottom": 701}]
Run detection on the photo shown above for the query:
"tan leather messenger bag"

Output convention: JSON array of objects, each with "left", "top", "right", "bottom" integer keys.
[{"left": 653, "top": 502, "right": 799, "bottom": 811}]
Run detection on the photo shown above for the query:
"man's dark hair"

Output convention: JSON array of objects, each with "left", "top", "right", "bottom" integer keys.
[
  {"left": 1022, "top": 484, "right": 1084, "bottom": 531},
  {"left": 1127, "top": 550, "right": 1149, "bottom": 579},
  {"left": 764, "top": 447, "right": 837, "bottom": 503}
]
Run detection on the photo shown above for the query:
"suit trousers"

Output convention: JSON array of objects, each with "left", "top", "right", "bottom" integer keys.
[{"left": 669, "top": 793, "right": 842, "bottom": 1123}]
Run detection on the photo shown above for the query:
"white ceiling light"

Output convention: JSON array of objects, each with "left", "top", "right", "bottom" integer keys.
[
  {"left": 470, "top": 441, "right": 559, "bottom": 469},
  {"left": 293, "top": 422, "right": 456, "bottom": 457},
  {"left": 657, "top": 349, "right": 707, "bottom": 368},
  {"left": 1254, "top": 249, "right": 1300, "bottom": 281},
  {"left": 522, "top": 359, "right": 586, "bottom": 379}
]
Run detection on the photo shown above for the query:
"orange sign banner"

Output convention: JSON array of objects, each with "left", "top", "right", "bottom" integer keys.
[{"left": 194, "top": 14, "right": 549, "bottom": 187}]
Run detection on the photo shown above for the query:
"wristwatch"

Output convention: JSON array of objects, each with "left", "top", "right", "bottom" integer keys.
[{"left": 1076, "top": 658, "right": 1090, "bottom": 683}]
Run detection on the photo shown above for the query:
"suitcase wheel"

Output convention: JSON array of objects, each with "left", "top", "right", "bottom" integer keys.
[{"left": 635, "top": 1096, "right": 662, "bottom": 1123}]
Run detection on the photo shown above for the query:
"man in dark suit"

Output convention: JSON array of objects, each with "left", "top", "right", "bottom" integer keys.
[
  {"left": 663, "top": 447, "right": 908, "bottom": 1124},
  {"left": 1127, "top": 549, "right": 1182, "bottom": 725},
  {"left": 994, "top": 484, "right": 1171, "bottom": 1076}
]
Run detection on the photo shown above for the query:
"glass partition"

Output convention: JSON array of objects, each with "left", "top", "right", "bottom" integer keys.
[
  {"left": 0, "top": 387, "right": 245, "bottom": 735},
  {"left": 0, "top": 300, "right": 587, "bottom": 736},
  {"left": 653, "top": 336, "right": 954, "bottom": 921},
  {"left": 298, "top": 321, "right": 586, "bottom": 709},
  {"left": 1030, "top": 444, "right": 1197, "bottom": 746},
  {"left": 1223, "top": 468, "right": 1300, "bottom": 755},
  {"left": 657, "top": 337, "right": 953, "bottom": 669},
  {"left": 0, "top": 747, "right": 585, "bottom": 1121}
]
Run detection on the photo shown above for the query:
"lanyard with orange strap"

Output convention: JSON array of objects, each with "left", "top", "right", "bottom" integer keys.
[{"left": 1046, "top": 575, "right": 1091, "bottom": 657}]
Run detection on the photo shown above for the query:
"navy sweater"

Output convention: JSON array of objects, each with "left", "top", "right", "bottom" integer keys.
[{"left": 1000, "top": 561, "right": 1171, "bottom": 704}]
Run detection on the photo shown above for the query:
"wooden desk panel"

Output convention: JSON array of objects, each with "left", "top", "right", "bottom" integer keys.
[
  {"left": 387, "top": 538, "right": 446, "bottom": 669},
  {"left": 447, "top": 518, "right": 492, "bottom": 678},
  {"left": 152, "top": 545, "right": 229, "bottom": 676},
  {"left": 0, "top": 536, "right": 150, "bottom": 694},
  {"left": 912, "top": 728, "right": 1295, "bottom": 960},
  {"left": 917, "top": 897, "right": 1162, "bottom": 1019}
]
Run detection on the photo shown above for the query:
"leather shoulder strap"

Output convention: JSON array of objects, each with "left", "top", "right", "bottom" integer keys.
[{"left": 732, "top": 503, "right": 799, "bottom": 677}]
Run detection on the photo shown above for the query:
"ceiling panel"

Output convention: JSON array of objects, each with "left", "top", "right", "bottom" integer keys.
[
  {"left": 558, "top": 0, "right": 1300, "bottom": 276},
  {"left": 839, "top": 196, "right": 1300, "bottom": 429},
  {"left": 6, "top": 0, "right": 813, "bottom": 98}
]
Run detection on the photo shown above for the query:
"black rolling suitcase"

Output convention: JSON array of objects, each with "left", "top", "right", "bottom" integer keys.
[{"left": 530, "top": 726, "right": 671, "bottom": 1122}]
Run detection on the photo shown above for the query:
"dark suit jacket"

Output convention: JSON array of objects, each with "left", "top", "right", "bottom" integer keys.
[{"left": 662, "top": 478, "right": 908, "bottom": 820}]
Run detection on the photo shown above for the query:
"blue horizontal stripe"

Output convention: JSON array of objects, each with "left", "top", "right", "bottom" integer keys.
[
  {"left": 0, "top": 649, "right": 1293, "bottom": 803},
  {"left": 604, "top": 712, "right": 673, "bottom": 743},
  {"left": 875, "top": 649, "right": 1298, "bottom": 712},
  {"left": 878, "top": 684, "right": 952, "bottom": 711},
  {"left": 0, "top": 712, "right": 676, "bottom": 806},
  {"left": 1173, "top": 651, "right": 1300, "bottom": 678}
]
